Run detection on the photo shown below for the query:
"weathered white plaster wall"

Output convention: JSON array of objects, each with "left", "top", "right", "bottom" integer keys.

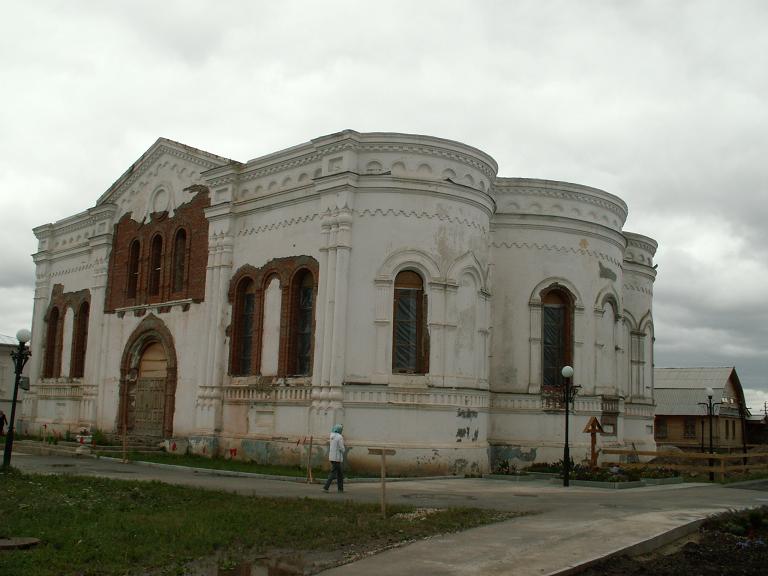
[{"left": 25, "top": 131, "right": 658, "bottom": 472}]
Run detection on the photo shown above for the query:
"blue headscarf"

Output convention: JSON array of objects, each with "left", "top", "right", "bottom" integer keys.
[{"left": 332, "top": 424, "right": 343, "bottom": 434}]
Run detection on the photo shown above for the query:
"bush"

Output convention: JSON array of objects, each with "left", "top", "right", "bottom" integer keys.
[
  {"left": 639, "top": 466, "right": 680, "bottom": 479},
  {"left": 526, "top": 459, "right": 572, "bottom": 474},
  {"left": 571, "top": 464, "right": 640, "bottom": 482},
  {"left": 703, "top": 507, "right": 768, "bottom": 539},
  {"left": 494, "top": 459, "right": 519, "bottom": 475},
  {"left": 91, "top": 429, "right": 115, "bottom": 446}
]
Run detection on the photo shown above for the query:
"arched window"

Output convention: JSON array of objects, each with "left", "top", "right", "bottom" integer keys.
[
  {"left": 149, "top": 235, "right": 163, "bottom": 296},
  {"left": 289, "top": 270, "right": 314, "bottom": 375},
  {"left": 70, "top": 301, "right": 89, "bottom": 378},
  {"left": 127, "top": 239, "right": 140, "bottom": 299},
  {"left": 44, "top": 306, "right": 61, "bottom": 378},
  {"left": 541, "top": 288, "right": 573, "bottom": 388},
  {"left": 172, "top": 228, "right": 187, "bottom": 294},
  {"left": 232, "top": 278, "right": 256, "bottom": 375},
  {"left": 393, "top": 270, "right": 428, "bottom": 374}
]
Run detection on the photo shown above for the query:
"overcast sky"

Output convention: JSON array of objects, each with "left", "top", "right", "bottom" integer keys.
[{"left": 1, "top": 1, "right": 766, "bottom": 413}]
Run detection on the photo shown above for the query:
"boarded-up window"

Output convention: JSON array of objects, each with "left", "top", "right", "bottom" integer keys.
[
  {"left": 233, "top": 279, "right": 256, "bottom": 375},
  {"left": 393, "top": 270, "right": 428, "bottom": 373},
  {"left": 172, "top": 228, "right": 186, "bottom": 294},
  {"left": 542, "top": 289, "right": 572, "bottom": 388},
  {"left": 127, "top": 240, "right": 140, "bottom": 298},
  {"left": 149, "top": 235, "right": 163, "bottom": 296},
  {"left": 290, "top": 270, "right": 314, "bottom": 376},
  {"left": 70, "top": 301, "right": 89, "bottom": 378},
  {"left": 44, "top": 306, "right": 60, "bottom": 378}
]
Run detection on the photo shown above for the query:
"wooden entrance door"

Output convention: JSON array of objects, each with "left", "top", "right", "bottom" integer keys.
[{"left": 133, "top": 342, "right": 167, "bottom": 438}]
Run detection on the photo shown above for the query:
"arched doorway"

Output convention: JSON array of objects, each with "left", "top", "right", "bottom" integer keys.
[
  {"left": 132, "top": 342, "right": 168, "bottom": 437},
  {"left": 120, "top": 315, "right": 177, "bottom": 439}
]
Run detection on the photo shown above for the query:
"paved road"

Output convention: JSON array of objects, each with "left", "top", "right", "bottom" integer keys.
[{"left": 8, "top": 450, "right": 768, "bottom": 575}]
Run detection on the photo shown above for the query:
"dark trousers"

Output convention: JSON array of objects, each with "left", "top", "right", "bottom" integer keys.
[{"left": 324, "top": 460, "right": 344, "bottom": 492}]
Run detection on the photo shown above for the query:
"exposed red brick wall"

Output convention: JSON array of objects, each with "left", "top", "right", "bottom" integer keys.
[
  {"left": 43, "top": 284, "right": 91, "bottom": 379},
  {"left": 105, "top": 186, "right": 210, "bottom": 312},
  {"left": 228, "top": 256, "right": 319, "bottom": 379}
]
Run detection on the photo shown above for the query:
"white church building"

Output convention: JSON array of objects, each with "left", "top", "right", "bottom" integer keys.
[{"left": 21, "top": 130, "right": 657, "bottom": 474}]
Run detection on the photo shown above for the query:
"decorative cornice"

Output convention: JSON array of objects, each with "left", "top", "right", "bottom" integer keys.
[
  {"left": 625, "top": 233, "right": 658, "bottom": 256},
  {"left": 493, "top": 183, "right": 628, "bottom": 222},
  {"left": 238, "top": 213, "right": 320, "bottom": 236},
  {"left": 220, "top": 385, "right": 313, "bottom": 404},
  {"left": 358, "top": 208, "right": 487, "bottom": 233},
  {"left": 623, "top": 282, "right": 653, "bottom": 295},
  {"left": 235, "top": 208, "right": 488, "bottom": 237},
  {"left": 48, "top": 262, "right": 95, "bottom": 279},
  {"left": 237, "top": 152, "right": 323, "bottom": 184},
  {"left": 343, "top": 385, "right": 490, "bottom": 409},
  {"left": 220, "top": 137, "right": 499, "bottom": 187},
  {"left": 356, "top": 142, "right": 497, "bottom": 179},
  {"left": 490, "top": 241, "right": 623, "bottom": 267}
]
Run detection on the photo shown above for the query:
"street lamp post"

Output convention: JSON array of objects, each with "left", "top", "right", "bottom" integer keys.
[
  {"left": 2, "top": 329, "right": 32, "bottom": 469},
  {"left": 698, "top": 387, "right": 722, "bottom": 482},
  {"left": 561, "top": 365, "right": 578, "bottom": 487}
]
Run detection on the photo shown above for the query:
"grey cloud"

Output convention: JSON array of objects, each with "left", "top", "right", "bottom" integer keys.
[{"left": 1, "top": 0, "right": 767, "bottom": 398}]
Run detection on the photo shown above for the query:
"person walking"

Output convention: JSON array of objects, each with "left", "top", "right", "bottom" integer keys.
[
  {"left": 0, "top": 410, "right": 7, "bottom": 436},
  {"left": 323, "top": 424, "right": 345, "bottom": 493}
]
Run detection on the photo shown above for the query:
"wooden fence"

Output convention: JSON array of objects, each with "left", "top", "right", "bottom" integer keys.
[{"left": 600, "top": 448, "right": 768, "bottom": 481}]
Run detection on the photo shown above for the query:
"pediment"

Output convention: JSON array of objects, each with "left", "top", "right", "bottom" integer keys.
[{"left": 97, "top": 138, "right": 235, "bottom": 222}]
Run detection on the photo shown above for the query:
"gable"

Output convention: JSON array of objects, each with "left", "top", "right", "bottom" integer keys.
[{"left": 97, "top": 138, "right": 235, "bottom": 222}]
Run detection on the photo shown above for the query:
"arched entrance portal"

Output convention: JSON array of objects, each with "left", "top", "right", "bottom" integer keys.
[
  {"left": 132, "top": 342, "right": 168, "bottom": 437},
  {"left": 119, "top": 315, "right": 177, "bottom": 439}
]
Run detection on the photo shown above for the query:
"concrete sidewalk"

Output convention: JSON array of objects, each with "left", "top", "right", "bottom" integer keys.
[{"left": 7, "top": 449, "right": 768, "bottom": 576}]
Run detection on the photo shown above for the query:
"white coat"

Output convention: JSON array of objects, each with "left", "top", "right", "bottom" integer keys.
[{"left": 328, "top": 432, "right": 345, "bottom": 462}]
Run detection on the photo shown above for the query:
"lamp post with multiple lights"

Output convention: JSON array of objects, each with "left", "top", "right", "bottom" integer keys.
[{"left": 2, "top": 329, "right": 32, "bottom": 469}]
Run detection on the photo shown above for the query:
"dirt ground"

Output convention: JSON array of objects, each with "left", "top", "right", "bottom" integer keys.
[{"left": 579, "top": 511, "right": 768, "bottom": 576}]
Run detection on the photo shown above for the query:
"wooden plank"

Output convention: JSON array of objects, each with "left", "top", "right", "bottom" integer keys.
[
  {"left": 602, "top": 461, "right": 768, "bottom": 475},
  {"left": 601, "top": 449, "right": 768, "bottom": 460}
]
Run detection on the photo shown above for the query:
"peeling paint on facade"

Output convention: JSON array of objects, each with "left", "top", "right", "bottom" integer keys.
[{"left": 23, "top": 130, "right": 657, "bottom": 476}]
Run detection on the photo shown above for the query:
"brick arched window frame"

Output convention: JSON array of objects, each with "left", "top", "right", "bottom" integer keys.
[
  {"left": 171, "top": 228, "right": 187, "bottom": 295},
  {"left": 393, "top": 270, "right": 428, "bottom": 374},
  {"left": 148, "top": 234, "right": 163, "bottom": 297},
  {"left": 44, "top": 306, "right": 61, "bottom": 378},
  {"left": 231, "top": 277, "right": 257, "bottom": 375},
  {"left": 541, "top": 286, "right": 574, "bottom": 390},
  {"left": 287, "top": 269, "right": 315, "bottom": 376},
  {"left": 127, "top": 239, "right": 141, "bottom": 299},
  {"left": 70, "top": 300, "right": 89, "bottom": 378}
]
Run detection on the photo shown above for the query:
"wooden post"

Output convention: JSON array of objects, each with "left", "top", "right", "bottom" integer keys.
[
  {"left": 381, "top": 452, "right": 387, "bottom": 517},
  {"left": 719, "top": 455, "right": 726, "bottom": 482},
  {"left": 122, "top": 407, "right": 128, "bottom": 464},
  {"left": 582, "top": 417, "right": 604, "bottom": 469},
  {"left": 369, "top": 448, "right": 396, "bottom": 518},
  {"left": 306, "top": 436, "right": 314, "bottom": 483}
]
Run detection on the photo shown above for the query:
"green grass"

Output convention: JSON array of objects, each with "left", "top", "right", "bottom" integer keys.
[
  {"left": 101, "top": 450, "right": 320, "bottom": 477},
  {"left": 99, "top": 450, "right": 382, "bottom": 478},
  {"left": 0, "top": 468, "right": 516, "bottom": 576}
]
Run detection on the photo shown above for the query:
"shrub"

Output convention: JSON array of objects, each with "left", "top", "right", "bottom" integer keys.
[{"left": 91, "top": 429, "right": 115, "bottom": 446}]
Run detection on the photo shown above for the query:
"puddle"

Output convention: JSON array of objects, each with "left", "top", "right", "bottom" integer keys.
[
  {"left": 183, "top": 549, "right": 344, "bottom": 576},
  {"left": 401, "top": 492, "right": 476, "bottom": 501},
  {"left": 217, "top": 562, "right": 267, "bottom": 575}
]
